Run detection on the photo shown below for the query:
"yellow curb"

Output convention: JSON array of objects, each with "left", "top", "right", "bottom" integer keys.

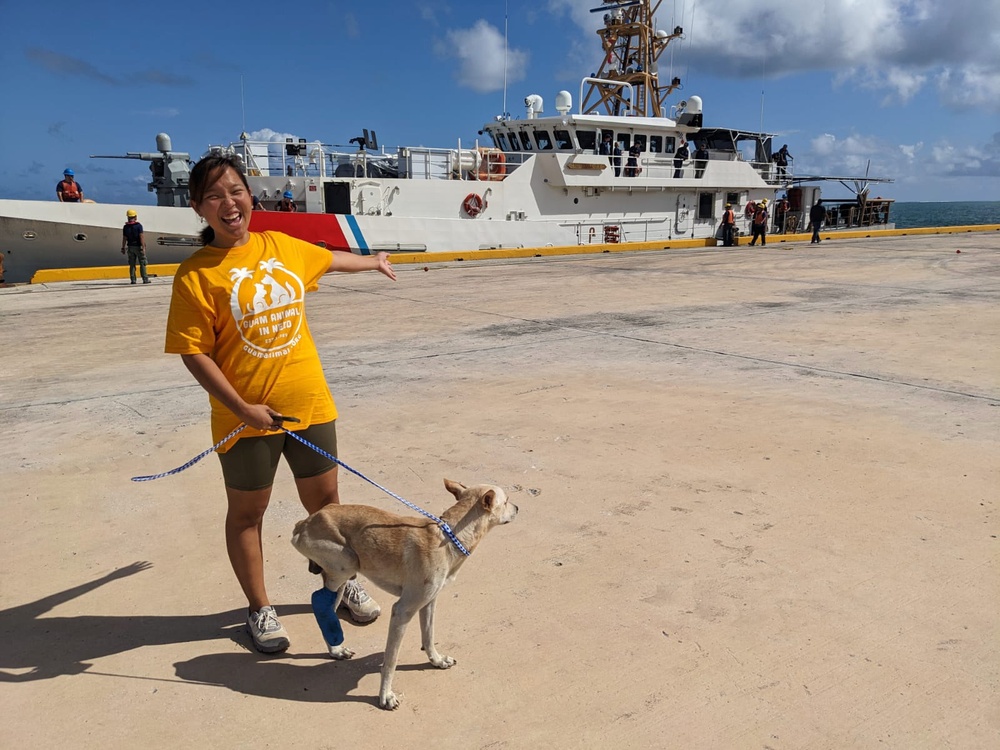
[{"left": 31, "top": 263, "right": 182, "bottom": 284}]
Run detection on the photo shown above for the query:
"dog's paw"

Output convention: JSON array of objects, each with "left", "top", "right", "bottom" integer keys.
[
  {"left": 379, "top": 690, "right": 401, "bottom": 710},
  {"left": 328, "top": 644, "right": 355, "bottom": 660},
  {"left": 429, "top": 654, "right": 456, "bottom": 669}
]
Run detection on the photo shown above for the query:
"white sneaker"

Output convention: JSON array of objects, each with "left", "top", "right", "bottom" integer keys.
[
  {"left": 247, "top": 606, "right": 290, "bottom": 653},
  {"left": 340, "top": 579, "right": 381, "bottom": 623}
]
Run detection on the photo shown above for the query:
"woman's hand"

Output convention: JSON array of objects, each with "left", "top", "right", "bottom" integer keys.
[
  {"left": 375, "top": 252, "right": 396, "bottom": 281},
  {"left": 239, "top": 403, "right": 282, "bottom": 431}
]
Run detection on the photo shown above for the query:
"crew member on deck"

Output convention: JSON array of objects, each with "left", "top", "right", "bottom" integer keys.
[
  {"left": 276, "top": 190, "right": 298, "bottom": 212},
  {"left": 625, "top": 142, "right": 641, "bottom": 177},
  {"left": 57, "top": 169, "right": 84, "bottom": 202},
  {"left": 673, "top": 139, "right": 689, "bottom": 178},
  {"left": 694, "top": 142, "right": 709, "bottom": 178}
]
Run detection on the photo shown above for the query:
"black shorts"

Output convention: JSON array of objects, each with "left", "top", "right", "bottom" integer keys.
[{"left": 218, "top": 421, "right": 338, "bottom": 491}]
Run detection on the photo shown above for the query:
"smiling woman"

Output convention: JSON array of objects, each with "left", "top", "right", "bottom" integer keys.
[
  {"left": 162, "top": 152, "right": 397, "bottom": 654},
  {"left": 188, "top": 155, "right": 255, "bottom": 248}
]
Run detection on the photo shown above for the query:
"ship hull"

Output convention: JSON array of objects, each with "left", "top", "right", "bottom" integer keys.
[{"left": 0, "top": 201, "right": 204, "bottom": 283}]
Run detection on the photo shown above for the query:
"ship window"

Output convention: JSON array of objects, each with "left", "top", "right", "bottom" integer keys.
[
  {"left": 664, "top": 136, "right": 676, "bottom": 154},
  {"left": 633, "top": 135, "right": 647, "bottom": 152},
  {"left": 697, "top": 192, "right": 714, "bottom": 220},
  {"left": 649, "top": 136, "right": 662, "bottom": 153},
  {"left": 507, "top": 131, "right": 520, "bottom": 150},
  {"left": 726, "top": 192, "right": 740, "bottom": 206},
  {"left": 617, "top": 133, "right": 631, "bottom": 150},
  {"left": 495, "top": 132, "right": 510, "bottom": 151},
  {"left": 578, "top": 130, "right": 597, "bottom": 151},
  {"left": 554, "top": 129, "right": 573, "bottom": 149},
  {"left": 519, "top": 132, "right": 533, "bottom": 151},
  {"left": 534, "top": 130, "right": 554, "bottom": 150}
]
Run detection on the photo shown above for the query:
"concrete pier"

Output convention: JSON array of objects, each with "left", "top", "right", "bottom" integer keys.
[{"left": 1, "top": 233, "right": 997, "bottom": 748}]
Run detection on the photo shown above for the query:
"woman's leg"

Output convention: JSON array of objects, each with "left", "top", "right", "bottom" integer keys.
[
  {"left": 295, "top": 466, "right": 381, "bottom": 622},
  {"left": 225, "top": 485, "right": 274, "bottom": 611},
  {"left": 295, "top": 465, "right": 340, "bottom": 514}
]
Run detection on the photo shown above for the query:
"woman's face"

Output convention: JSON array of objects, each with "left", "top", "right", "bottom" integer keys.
[{"left": 191, "top": 167, "right": 253, "bottom": 248}]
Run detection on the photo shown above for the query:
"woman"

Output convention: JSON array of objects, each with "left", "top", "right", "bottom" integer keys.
[{"left": 164, "top": 154, "right": 396, "bottom": 653}]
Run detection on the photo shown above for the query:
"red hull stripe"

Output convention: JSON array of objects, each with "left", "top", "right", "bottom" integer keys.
[{"left": 248, "top": 212, "right": 352, "bottom": 251}]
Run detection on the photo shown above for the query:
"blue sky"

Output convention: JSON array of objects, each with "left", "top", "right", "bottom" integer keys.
[{"left": 1, "top": 0, "right": 998, "bottom": 204}]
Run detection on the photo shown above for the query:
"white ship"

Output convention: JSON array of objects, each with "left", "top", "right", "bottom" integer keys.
[{"left": 0, "top": 0, "right": 891, "bottom": 284}]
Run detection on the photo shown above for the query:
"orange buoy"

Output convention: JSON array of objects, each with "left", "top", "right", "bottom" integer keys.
[
  {"left": 477, "top": 148, "right": 506, "bottom": 181},
  {"left": 463, "top": 193, "right": 485, "bottom": 217}
]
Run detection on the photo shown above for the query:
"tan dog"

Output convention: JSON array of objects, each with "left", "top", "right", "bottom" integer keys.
[{"left": 291, "top": 478, "right": 518, "bottom": 710}]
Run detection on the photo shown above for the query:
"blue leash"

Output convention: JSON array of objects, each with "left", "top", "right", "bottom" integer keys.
[{"left": 131, "top": 422, "right": 470, "bottom": 556}]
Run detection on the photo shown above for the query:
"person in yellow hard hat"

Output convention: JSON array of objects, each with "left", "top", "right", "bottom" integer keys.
[
  {"left": 121, "top": 209, "right": 150, "bottom": 284},
  {"left": 748, "top": 198, "right": 769, "bottom": 247}
]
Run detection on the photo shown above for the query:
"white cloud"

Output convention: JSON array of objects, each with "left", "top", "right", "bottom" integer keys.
[
  {"left": 247, "top": 128, "right": 297, "bottom": 143},
  {"left": 804, "top": 129, "right": 1000, "bottom": 188},
  {"left": 899, "top": 143, "right": 922, "bottom": 161},
  {"left": 551, "top": 0, "right": 1000, "bottom": 112},
  {"left": 137, "top": 107, "right": 180, "bottom": 118},
  {"left": 936, "top": 65, "right": 1000, "bottom": 110},
  {"left": 804, "top": 132, "right": 883, "bottom": 176},
  {"left": 439, "top": 20, "right": 529, "bottom": 94},
  {"left": 928, "top": 135, "right": 1000, "bottom": 177},
  {"left": 841, "top": 66, "right": 927, "bottom": 105}
]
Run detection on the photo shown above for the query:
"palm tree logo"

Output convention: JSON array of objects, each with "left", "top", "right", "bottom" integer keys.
[{"left": 229, "top": 258, "right": 305, "bottom": 355}]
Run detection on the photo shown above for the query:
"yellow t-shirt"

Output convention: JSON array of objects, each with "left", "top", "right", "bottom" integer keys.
[{"left": 164, "top": 231, "right": 336, "bottom": 450}]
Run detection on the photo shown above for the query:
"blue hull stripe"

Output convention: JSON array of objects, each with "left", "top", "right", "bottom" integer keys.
[{"left": 345, "top": 215, "right": 370, "bottom": 255}]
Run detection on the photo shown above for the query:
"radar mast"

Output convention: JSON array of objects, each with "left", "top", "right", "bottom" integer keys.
[{"left": 581, "top": 0, "right": 683, "bottom": 118}]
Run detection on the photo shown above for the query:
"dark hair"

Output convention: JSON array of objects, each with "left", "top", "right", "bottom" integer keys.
[{"left": 189, "top": 153, "right": 251, "bottom": 245}]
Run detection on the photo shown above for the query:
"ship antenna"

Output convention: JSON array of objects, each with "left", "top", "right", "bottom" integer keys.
[
  {"left": 502, "top": 0, "right": 509, "bottom": 118},
  {"left": 759, "top": 51, "right": 766, "bottom": 135},
  {"left": 241, "top": 74, "right": 247, "bottom": 135}
]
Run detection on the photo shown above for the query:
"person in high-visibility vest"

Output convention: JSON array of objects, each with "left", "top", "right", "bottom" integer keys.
[
  {"left": 56, "top": 168, "right": 84, "bottom": 202},
  {"left": 721, "top": 203, "right": 736, "bottom": 247}
]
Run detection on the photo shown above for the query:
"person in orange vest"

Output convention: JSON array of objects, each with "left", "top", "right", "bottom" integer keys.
[
  {"left": 721, "top": 203, "right": 736, "bottom": 247},
  {"left": 56, "top": 169, "right": 84, "bottom": 202},
  {"left": 748, "top": 198, "right": 769, "bottom": 246}
]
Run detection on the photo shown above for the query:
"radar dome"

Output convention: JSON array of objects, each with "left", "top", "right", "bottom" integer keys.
[
  {"left": 156, "top": 133, "right": 173, "bottom": 152},
  {"left": 686, "top": 95, "right": 703, "bottom": 114},
  {"left": 555, "top": 90, "right": 572, "bottom": 114}
]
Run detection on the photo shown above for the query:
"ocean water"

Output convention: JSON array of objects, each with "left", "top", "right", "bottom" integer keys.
[{"left": 890, "top": 201, "right": 999, "bottom": 229}]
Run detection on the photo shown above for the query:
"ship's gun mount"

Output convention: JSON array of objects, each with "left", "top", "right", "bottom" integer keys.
[{"left": 91, "top": 133, "right": 191, "bottom": 207}]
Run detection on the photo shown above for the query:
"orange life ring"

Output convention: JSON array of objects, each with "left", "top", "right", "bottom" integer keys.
[
  {"left": 477, "top": 149, "right": 506, "bottom": 181},
  {"left": 463, "top": 193, "right": 485, "bottom": 217}
]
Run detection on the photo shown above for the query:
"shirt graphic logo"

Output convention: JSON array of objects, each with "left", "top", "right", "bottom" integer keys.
[{"left": 229, "top": 259, "right": 305, "bottom": 358}]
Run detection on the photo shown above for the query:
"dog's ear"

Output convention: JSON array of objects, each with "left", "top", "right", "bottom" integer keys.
[
  {"left": 443, "top": 478, "right": 466, "bottom": 499},
  {"left": 481, "top": 488, "right": 497, "bottom": 512}
]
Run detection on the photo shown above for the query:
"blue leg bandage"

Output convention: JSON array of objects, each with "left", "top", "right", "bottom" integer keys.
[{"left": 311, "top": 587, "right": 344, "bottom": 647}]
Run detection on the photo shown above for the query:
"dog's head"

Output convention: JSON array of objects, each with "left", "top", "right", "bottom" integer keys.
[{"left": 444, "top": 478, "right": 518, "bottom": 526}]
